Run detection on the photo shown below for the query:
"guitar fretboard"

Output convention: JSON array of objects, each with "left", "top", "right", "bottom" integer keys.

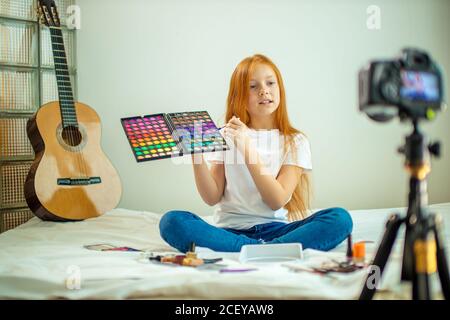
[{"left": 49, "top": 27, "right": 77, "bottom": 128}]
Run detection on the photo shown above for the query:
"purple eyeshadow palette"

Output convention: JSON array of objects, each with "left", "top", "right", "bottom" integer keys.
[{"left": 121, "top": 111, "right": 228, "bottom": 162}]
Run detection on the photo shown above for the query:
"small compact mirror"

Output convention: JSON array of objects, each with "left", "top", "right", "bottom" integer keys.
[{"left": 239, "top": 243, "right": 303, "bottom": 263}]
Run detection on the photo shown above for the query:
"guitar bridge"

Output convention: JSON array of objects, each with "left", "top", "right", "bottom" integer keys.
[{"left": 57, "top": 177, "right": 102, "bottom": 186}]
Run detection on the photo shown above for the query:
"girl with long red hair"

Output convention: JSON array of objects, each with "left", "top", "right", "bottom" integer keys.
[{"left": 160, "top": 54, "right": 352, "bottom": 252}]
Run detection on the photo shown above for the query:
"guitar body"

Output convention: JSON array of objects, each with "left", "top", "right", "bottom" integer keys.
[{"left": 25, "top": 101, "right": 122, "bottom": 221}]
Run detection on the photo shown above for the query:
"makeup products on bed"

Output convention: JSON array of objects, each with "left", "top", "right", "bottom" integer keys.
[
  {"left": 346, "top": 235, "right": 353, "bottom": 260},
  {"left": 352, "top": 241, "right": 366, "bottom": 263},
  {"left": 348, "top": 240, "right": 373, "bottom": 263},
  {"left": 219, "top": 268, "right": 258, "bottom": 273},
  {"left": 148, "top": 243, "right": 210, "bottom": 267},
  {"left": 182, "top": 242, "right": 203, "bottom": 266},
  {"left": 239, "top": 243, "right": 303, "bottom": 263},
  {"left": 121, "top": 111, "right": 228, "bottom": 162},
  {"left": 84, "top": 244, "right": 141, "bottom": 252}
]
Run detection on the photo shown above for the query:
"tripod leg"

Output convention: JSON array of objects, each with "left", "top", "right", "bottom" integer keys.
[
  {"left": 412, "top": 216, "right": 435, "bottom": 300},
  {"left": 432, "top": 214, "right": 450, "bottom": 299},
  {"left": 359, "top": 214, "right": 404, "bottom": 300}
]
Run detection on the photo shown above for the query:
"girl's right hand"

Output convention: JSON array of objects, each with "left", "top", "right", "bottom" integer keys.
[{"left": 224, "top": 116, "right": 251, "bottom": 151}]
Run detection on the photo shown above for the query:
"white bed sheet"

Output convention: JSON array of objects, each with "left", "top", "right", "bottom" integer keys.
[{"left": 0, "top": 203, "right": 449, "bottom": 300}]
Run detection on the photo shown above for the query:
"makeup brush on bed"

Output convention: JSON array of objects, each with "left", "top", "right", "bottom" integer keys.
[{"left": 347, "top": 235, "right": 353, "bottom": 261}]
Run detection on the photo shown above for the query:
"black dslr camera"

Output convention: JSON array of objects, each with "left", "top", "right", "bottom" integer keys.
[{"left": 358, "top": 48, "right": 446, "bottom": 122}]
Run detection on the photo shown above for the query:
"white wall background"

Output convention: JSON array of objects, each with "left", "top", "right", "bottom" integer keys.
[{"left": 76, "top": 0, "right": 450, "bottom": 215}]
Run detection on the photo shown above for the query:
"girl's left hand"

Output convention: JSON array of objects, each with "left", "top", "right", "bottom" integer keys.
[{"left": 224, "top": 116, "right": 250, "bottom": 147}]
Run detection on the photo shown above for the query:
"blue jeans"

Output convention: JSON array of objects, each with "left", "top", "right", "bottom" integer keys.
[{"left": 159, "top": 207, "right": 353, "bottom": 253}]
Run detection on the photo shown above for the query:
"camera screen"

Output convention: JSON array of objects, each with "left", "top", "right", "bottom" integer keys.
[{"left": 400, "top": 70, "right": 439, "bottom": 102}]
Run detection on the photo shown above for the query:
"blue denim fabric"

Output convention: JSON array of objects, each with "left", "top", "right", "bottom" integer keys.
[{"left": 159, "top": 207, "right": 353, "bottom": 253}]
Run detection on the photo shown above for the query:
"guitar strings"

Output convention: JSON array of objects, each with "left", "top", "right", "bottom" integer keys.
[
  {"left": 52, "top": 28, "right": 79, "bottom": 175},
  {"left": 51, "top": 26, "right": 88, "bottom": 179}
]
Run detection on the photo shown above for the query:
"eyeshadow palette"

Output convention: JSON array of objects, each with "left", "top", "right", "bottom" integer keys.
[{"left": 121, "top": 111, "right": 228, "bottom": 162}]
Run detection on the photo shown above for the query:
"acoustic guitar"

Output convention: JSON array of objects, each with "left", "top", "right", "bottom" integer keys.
[{"left": 25, "top": 0, "right": 122, "bottom": 221}]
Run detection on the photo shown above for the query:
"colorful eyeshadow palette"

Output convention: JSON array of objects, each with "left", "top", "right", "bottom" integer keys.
[{"left": 121, "top": 111, "right": 228, "bottom": 162}]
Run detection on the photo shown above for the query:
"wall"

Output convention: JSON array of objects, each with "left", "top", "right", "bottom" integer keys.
[{"left": 76, "top": 0, "right": 450, "bottom": 214}]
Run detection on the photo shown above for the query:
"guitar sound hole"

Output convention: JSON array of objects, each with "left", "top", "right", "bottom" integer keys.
[{"left": 62, "top": 126, "right": 83, "bottom": 146}]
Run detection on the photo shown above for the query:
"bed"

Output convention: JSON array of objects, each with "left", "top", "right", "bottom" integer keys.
[{"left": 1, "top": 203, "right": 449, "bottom": 300}]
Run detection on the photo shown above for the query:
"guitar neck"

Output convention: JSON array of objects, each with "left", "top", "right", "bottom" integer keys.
[{"left": 49, "top": 27, "right": 77, "bottom": 128}]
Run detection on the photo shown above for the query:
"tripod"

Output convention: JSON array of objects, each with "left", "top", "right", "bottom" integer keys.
[{"left": 360, "top": 120, "right": 450, "bottom": 300}]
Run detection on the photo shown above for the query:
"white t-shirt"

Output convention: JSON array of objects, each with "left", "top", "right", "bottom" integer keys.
[{"left": 204, "top": 128, "right": 312, "bottom": 230}]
